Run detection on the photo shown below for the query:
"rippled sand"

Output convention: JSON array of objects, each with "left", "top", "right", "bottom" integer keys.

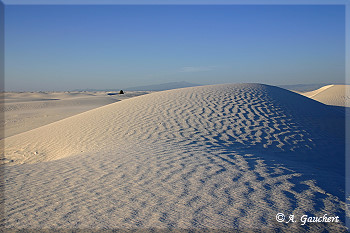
[{"left": 1, "top": 84, "right": 347, "bottom": 231}]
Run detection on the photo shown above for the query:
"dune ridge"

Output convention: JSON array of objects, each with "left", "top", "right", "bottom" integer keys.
[
  {"left": 3, "top": 84, "right": 344, "bottom": 165},
  {"left": 299, "top": 84, "right": 350, "bottom": 107},
  {"left": 2, "top": 83, "right": 347, "bottom": 230},
  {"left": 302, "top": 84, "right": 333, "bottom": 98}
]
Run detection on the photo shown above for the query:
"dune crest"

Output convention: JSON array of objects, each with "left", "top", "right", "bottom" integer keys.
[
  {"left": 2, "top": 83, "right": 347, "bottom": 230},
  {"left": 3, "top": 83, "right": 344, "bottom": 166},
  {"left": 301, "top": 84, "right": 334, "bottom": 98},
  {"left": 300, "top": 84, "right": 350, "bottom": 107}
]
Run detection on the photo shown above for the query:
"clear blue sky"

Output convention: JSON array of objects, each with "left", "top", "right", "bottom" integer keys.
[{"left": 5, "top": 5, "right": 345, "bottom": 91}]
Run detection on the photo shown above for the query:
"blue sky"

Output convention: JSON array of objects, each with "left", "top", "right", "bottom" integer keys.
[{"left": 5, "top": 4, "right": 345, "bottom": 91}]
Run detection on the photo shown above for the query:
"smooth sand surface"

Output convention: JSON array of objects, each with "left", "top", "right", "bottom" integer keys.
[
  {"left": 1, "top": 91, "right": 150, "bottom": 139},
  {"left": 298, "top": 84, "right": 350, "bottom": 107},
  {"left": 2, "top": 84, "right": 347, "bottom": 231}
]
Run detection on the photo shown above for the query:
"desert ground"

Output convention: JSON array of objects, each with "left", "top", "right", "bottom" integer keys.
[
  {"left": 1, "top": 91, "right": 151, "bottom": 139},
  {"left": 1, "top": 84, "right": 349, "bottom": 231}
]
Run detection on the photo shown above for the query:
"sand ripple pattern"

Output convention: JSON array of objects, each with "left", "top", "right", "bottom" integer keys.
[
  {"left": 3, "top": 84, "right": 344, "bottom": 165},
  {"left": 2, "top": 84, "right": 347, "bottom": 231}
]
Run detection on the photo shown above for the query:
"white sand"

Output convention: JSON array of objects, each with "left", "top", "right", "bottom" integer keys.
[
  {"left": 298, "top": 84, "right": 350, "bottom": 107},
  {"left": 1, "top": 91, "right": 150, "bottom": 139},
  {"left": 2, "top": 84, "right": 347, "bottom": 231}
]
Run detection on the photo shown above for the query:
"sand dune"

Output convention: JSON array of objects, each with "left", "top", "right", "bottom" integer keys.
[
  {"left": 2, "top": 84, "right": 347, "bottom": 230},
  {"left": 1, "top": 91, "right": 150, "bottom": 138},
  {"left": 298, "top": 84, "right": 350, "bottom": 107}
]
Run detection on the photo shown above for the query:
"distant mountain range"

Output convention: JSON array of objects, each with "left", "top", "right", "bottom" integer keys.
[
  {"left": 125, "top": 81, "right": 201, "bottom": 91},
  {"left": 71, "top": 81, "right": 201, "bottom": 92},
  {"left": 71, "top": 88, "right": 117, "bottom": 92},
  {"left": 72, "top": 82, "right": 345, "bottom": 93}
]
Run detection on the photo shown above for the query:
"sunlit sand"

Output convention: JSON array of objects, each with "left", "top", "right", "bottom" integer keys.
[{"left": 1, "top": 84, "right": 348, "bottom": 231}]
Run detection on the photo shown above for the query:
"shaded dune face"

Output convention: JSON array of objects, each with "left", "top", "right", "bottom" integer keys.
[{"left": 4, "top": 84, "right": 345, "bottom": 168}]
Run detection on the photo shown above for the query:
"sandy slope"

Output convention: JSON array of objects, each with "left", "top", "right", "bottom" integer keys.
[
  {"left": 298, "top": 84, "right": 350, "bottom": 107},
  {"left": 1, "top": 91, "right": 150, "bottom": 138},
  {"left": 1, "top": 84, "right": 347, "bottom": 231}
]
